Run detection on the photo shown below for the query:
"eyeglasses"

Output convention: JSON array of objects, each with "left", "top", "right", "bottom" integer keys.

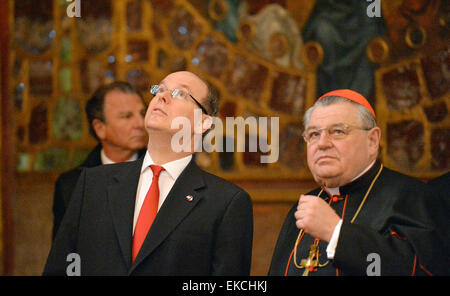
[
  {"left": 150, "top": 84, "right": 209, "bottom": 115},
  {"left": 303, "top": 123, "right": 372, "bottom": 144}
]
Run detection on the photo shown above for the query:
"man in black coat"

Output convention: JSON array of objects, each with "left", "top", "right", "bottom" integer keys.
[
  {"left": 44, "top": 71, "right": 253, "bottom": 276},
  {"left": 52, "top": 81, "right": 147, "bottom": 239},
  {"left": 269, "top": 89, "right": 449, "bottom": 276}
]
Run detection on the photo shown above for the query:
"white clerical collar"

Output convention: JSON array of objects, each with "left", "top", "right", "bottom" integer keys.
[
  {"left": 140, "top": 150, "right": 192, "bottom": 181},
  {"left": 100, "top": 149, "right": 138, "bottom": 165},
  {"left": 324, "top": 160, "right": 376, "bottom": 196}
]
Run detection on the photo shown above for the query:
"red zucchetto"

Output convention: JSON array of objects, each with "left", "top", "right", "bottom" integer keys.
[{"left": 317, "top": 89, "right": 376, "bottom": 119}]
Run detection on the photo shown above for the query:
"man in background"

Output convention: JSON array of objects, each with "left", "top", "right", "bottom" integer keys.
[{"left": 52, "top": 81, "right": 148, "bottom": 239}]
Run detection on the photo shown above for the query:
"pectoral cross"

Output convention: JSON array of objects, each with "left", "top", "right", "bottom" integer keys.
[{"left": 299, "top": 242, "right": 329, "bottom": 276}]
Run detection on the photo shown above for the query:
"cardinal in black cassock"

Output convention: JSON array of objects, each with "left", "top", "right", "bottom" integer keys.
[{"left": 269, "top": 90, "right": 449, "bottom": 276}]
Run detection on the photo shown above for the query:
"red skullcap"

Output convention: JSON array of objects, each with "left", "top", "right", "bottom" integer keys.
[{"left": 317, "top": 89, "right": 376, "bottom": 119}]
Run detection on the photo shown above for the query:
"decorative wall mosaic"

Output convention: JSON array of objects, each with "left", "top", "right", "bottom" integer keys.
[{"left": 9, "top": 0, "right": 449, "bottom": 179}]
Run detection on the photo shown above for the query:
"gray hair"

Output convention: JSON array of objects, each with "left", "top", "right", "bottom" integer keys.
[{"left": 303, "top": 96, "right": 377, "bottom": 129}]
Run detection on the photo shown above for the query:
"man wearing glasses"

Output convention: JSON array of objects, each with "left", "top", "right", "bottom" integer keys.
[
  {"left": 44, "top": 71, "right": 253, "bottom": 276},
  {"left": 269, "top": 89, "right": 448, "bottom": 276}
]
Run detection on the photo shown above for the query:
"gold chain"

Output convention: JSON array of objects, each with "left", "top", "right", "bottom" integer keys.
[{"left": 293, "top": 164, "right": 384, "bottom": 270}]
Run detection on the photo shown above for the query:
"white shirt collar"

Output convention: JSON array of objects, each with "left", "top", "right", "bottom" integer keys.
[
  {"left": 140, "top": 150, "right": 192, "bottom": 181},
  {"left": 324, "top": 160, "right": 376, "bottom": 196},
  {"left": 100, "top": 149, "right": 138, "bottom": 165}
]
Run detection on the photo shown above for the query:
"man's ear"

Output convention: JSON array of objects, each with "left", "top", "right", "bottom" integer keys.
[
  {"left": 367, "top": 126, "right": 381, "bottom": 156},
  {"left": 201, "top": 115, "right": 213, "bottom": 134},
  {"left": 92, "top": 119, "right": 106, "bottom": 140}
]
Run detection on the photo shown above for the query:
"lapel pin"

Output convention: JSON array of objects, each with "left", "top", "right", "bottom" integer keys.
[{"left": 186, "top": 195, "right": 194, "bottom": 202}]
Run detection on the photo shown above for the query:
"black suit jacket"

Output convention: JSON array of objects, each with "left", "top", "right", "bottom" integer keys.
[
  {"left": 44, "top": 157, "right": 253, "bottom": 275},
  {"left": 52, "top": 145, "right": 146, "bottom": 239},
  {"left": 52, "top": 145, "right": 102, "bottom": 239}
]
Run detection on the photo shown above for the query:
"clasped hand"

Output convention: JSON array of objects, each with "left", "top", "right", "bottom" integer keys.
[{"left": 294, "top": 195, "right": 341, "bottom": 243}]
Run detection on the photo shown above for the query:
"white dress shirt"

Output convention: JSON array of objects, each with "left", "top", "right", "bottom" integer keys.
[
  {"left": 132, "top": 151, "right": 192, "bottom": 234},
  {"left": 325, "top": 160, "right": 376, "bottom": 259},
  {"left": 100, "top": 149, "right": 138, "bottom": 165}
]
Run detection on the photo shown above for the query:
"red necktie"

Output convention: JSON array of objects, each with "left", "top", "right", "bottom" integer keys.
[{"left": 132, "top": 165, "right": 164, "bottom": 262}]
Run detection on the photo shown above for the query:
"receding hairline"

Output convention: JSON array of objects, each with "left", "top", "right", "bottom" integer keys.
[
  {"left": 163, "top": 71, "right": 207, "bottom": 85},
  {"left": 163, "top": 71, "right": 208, "bottom": 93}
]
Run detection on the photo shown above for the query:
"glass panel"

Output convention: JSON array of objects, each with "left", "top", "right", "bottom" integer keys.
[
  {"left": 14, "top": 82, "right": 25, "bottom": 110},
  {"left": 423, "top": 102, "right": 448, "bottom": 123},
  {"left": 13, "top": 59, "right": 22, "bottom": 78},
  {"left": 226, "top": 54, "right": 268, "bottom": 102},
  {"left": 157, "top": 49, "right": 168, "bottom": 69},
  {"left": 387, "top": 121, "right": 424, "bottom": 169},
  {"left": 16, "top": 153, "right": 31, "bottom": 172},
  {"left": 169, "top": 7, "right": 202, "bottom": 50},
  {"left": 150, "top": 0, "right": 175, "bottom": 15},
  {"left": 127, "top": 40, "right": 149, "bottom": 62},
  {"left": 16, "top": 126, "right": 25, "bottom": 144},
  {"left": 194, "top": 35, "right": 229, "bottom": 78},
  {"left": 34, "top": 148, "right": 69, "bottom": 171},
  {"left": 60, "top": 37, "right": 72, "bottom": 62},
  {"left": 431, "top": 128, "right": 450, "bottom": 170},
  {"left": 382, "top": 64, "right": 421, "bottom": 111},
  {"left": 127, "top": 0, "right": 143, "bottom": 32},
  {"left": 59, "top": 67, "right": 72, "bottom": 94},
  {"left": 53, "top": 98, "right": 83, "bottom": 141},
  {"left": 29, "top": 104, "right": 48, "bottom": 144},
  {"left": 270, "top": 72, "right": 306, "bottom": 115},
  {"left": 279, "top": 124, "right": 305, "bottom": 169},
  {"left": 126, "top": 69, "right": 151, "bottom": 94},
  {"left": 29, "top": 60, "right": 53, "bottom": 97},
  {"left": 421, "top": 47, "right": 450, "bottom": 100},
  {"left": 14, "top": 0, "right": 54, "bottom": 54},
  {"left": 77, "top": 0, "right": 112, "bottom": 54},
  {"left": 80, "top": 59, "right": 106, "bottom": 95}
]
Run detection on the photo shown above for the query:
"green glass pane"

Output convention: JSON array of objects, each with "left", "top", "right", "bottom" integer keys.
[
  {"left": 61, "top": 37, "right": 72, "bottom": 62},
  {"left": 16, "top": 153, "right": 31, "bottom": 172},
  {"left": 34, "top": 148, "right": 69, "bottom": 171},
  {"left": 53, "top": 97, "right": 82, "bottom": 141},
  {"left": 59, "top": 67, "right": 72, "bottom": 93}
]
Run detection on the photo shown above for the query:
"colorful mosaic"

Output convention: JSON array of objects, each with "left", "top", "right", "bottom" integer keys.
[{"left": 9, "top": 0, "right": 449, "bottom": 179}]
